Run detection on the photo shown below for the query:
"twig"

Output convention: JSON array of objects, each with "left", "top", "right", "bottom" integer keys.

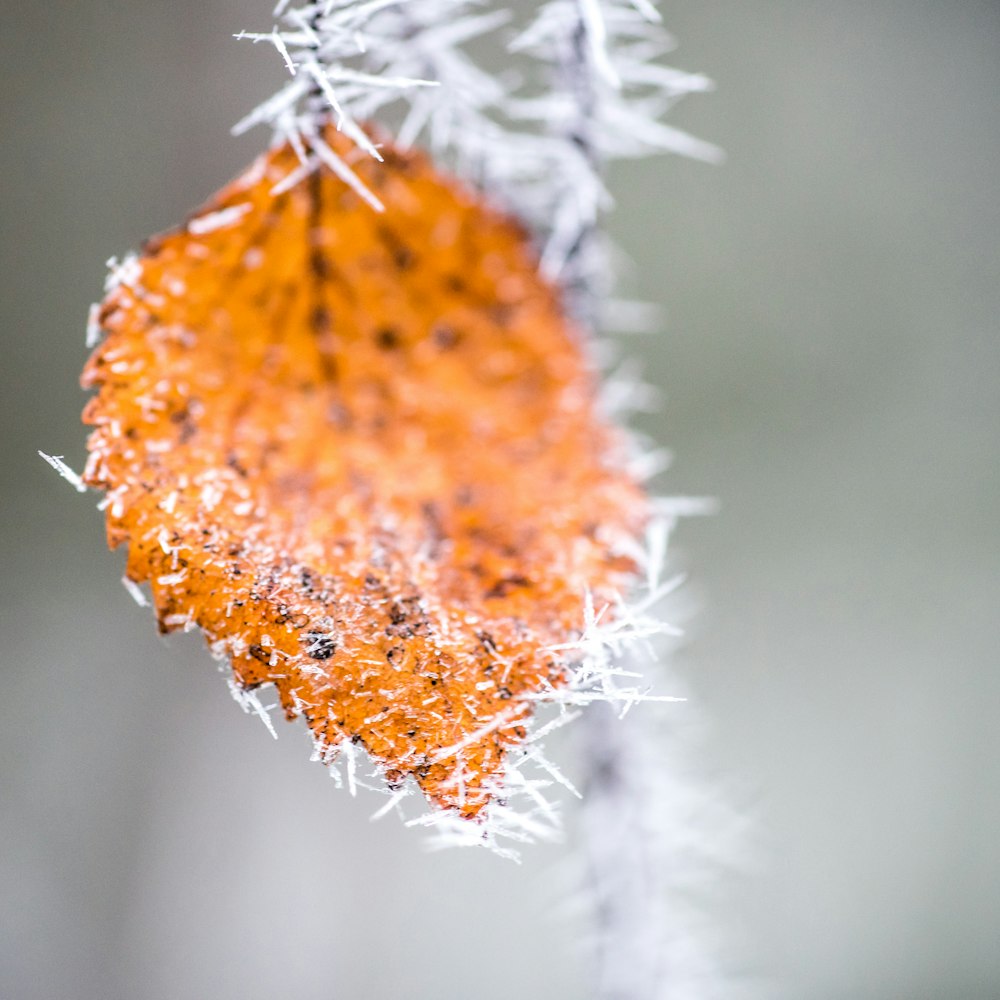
[{"left": 519, "top": 2, "right": 729, "bottom": 997}]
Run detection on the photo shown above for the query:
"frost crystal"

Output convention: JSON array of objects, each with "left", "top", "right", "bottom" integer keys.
[{"left": 38, "top": 452, "right": 87, "bottom": 493}]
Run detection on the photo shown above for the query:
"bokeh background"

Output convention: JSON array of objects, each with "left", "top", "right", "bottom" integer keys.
[{"left": 2, "top": 2, "right": 998, "bottom": 998}]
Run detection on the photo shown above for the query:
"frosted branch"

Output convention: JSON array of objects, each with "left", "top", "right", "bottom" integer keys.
[{"left": 511, "top": 2, "right": 734, "bottom": 997}]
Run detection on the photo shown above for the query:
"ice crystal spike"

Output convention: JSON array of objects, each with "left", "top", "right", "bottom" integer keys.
[
  {"left": 233, "top": 0, "right": 508, "bottom": 201},
  {"left": 81, "top": 125, "right": 651, "bottom": 827}
]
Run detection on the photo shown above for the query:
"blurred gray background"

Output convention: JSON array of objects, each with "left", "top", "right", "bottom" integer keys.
[{"left": 2, "top": 2, "right": 998, "bottom": 998}]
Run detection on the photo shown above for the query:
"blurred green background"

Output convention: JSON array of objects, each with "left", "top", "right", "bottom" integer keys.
[{"left": 2, "top": 2, "right": 998, "bottom": 998}]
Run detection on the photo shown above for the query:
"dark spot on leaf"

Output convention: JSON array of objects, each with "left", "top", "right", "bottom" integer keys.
[
  {"left": 302, "top": 632, "right": 336, "bottom": 660},
  {"left": 432, "top": 324, "right": 460, "bottom": 351},
  {"left": 376, "top": 327, "right": 400, "bottom": 350}
]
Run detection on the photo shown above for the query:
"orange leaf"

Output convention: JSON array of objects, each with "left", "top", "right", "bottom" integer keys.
[{"left": 82, "top": 126, "right": 647, "bottom": 822}]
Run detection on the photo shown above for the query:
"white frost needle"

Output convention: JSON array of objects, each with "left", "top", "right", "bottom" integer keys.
[
  {"left": 227, "top": 680, "right": 279, "bottom": 739},
  {"left": 370, "top": 786, "right": 411, "bottom": 821},
  {"left": 38, "top": 452, "right": 87, "bottom": 492},
  {"left": 427, "top": 706, "right": 528, "bottom": 766},
  {"left": 188, "top": 203, "right": 252, "bottom": 235}
]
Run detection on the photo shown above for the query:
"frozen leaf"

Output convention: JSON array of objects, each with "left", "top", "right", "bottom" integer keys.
[{"left": 82, "top": 125, "right": 647, "bottom": 821}]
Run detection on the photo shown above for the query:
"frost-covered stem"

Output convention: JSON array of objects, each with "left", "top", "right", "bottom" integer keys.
[
  {"left": 581, "top": 690, "right": 737, "bottom": 1000},
  {"left": 546, "top": 4, "right": 662, "bottom": 997},
  {"left": 581, "top": 701, "right": 662, "bottom": 999},
  {"left": 554, "top": 4, "right": 701, "bottom": 998},
  {"left": 557, "top": 12, "right": 603, "bottom": 324}
]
